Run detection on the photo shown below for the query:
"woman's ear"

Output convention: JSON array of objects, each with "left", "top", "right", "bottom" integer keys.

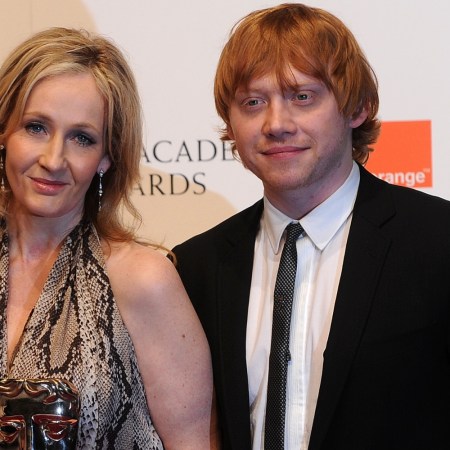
[{"left": 98, "top": 154, "right": 111, "bottom": 174}]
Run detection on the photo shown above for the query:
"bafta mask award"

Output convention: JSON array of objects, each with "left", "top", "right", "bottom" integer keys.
[{"left": 0, "top": 378, "right": 79, "bottom": 449}]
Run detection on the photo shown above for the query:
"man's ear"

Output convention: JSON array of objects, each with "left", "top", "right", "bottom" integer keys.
[
  {"left": 227, "top": 123, "right": 235, "bottom": 140},
  {"left": 349, "top": 107, "right": 368, "bottom": 129}
]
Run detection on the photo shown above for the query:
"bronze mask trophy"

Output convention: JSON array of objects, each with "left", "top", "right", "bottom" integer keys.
[{"left": 0, "top": 378, "right": 79, "bottom": 449}]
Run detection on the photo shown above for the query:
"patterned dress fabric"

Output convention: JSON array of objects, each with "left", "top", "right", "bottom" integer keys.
[{"left": 0, "top": 220, "right": 164, "bottom": 449}]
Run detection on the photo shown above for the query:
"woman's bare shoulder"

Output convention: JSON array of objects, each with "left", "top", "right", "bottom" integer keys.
[
  {"left": 103, "top": 242, "right": 214, "bottom": 448},
  {"left": 103, "top": 240, "right": 183, "bottom": 307}
]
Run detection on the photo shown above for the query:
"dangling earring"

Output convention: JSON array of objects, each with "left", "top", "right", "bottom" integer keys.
[
  {"left": 98, "top": 169, "right": 104, "bottom": 212},
  {"left": 0, "top": 145, "right": 5, "bottom": 193}
]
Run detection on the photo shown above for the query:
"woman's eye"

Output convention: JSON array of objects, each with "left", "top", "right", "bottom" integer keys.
[
  {"left": 74, "top": 134, "right": 94, "bottom": 147},
  {"left": 25, "top": 122, "right": 45, "bottom": 134}
]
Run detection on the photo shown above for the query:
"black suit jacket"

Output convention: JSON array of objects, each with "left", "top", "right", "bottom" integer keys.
[{"left": 173, "top": 167, "right": 450, "bottom": 450}]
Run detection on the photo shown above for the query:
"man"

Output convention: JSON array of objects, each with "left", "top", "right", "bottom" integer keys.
[{"left": 172, "top": 4, "right": 450, "bottom": 449}]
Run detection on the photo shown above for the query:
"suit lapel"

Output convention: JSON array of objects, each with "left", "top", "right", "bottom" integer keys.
[
  {"left": 309, "top": 168, "right": 395, "bottom": 449},
  {"left": 216, "top": 200, "right": 263, "bottom": 447}
]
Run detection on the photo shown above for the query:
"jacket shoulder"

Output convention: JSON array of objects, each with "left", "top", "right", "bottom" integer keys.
[
  {"left": 357, "top": 165, "right": 450, "bottom": 225},
  {"left": 173, "top": 199, "right": 263, "bottom": 253}
]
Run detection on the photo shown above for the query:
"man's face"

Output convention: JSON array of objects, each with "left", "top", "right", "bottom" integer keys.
[{"left": 228, "top": 68, "right": 367, "bottom": 217}]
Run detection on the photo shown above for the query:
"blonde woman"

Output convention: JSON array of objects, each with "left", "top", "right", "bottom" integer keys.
[{"left": 0, "top": 27, "right": 216, "bottom": 449}]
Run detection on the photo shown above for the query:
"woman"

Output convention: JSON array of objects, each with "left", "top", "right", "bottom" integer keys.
[{"left": 0, "top": 27, "right": 216, "bottom": 449}]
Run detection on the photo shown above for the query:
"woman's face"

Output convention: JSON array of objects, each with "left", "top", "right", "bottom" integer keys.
[{"left": 4, "top": 72, "right": 110, "bottom": 223}]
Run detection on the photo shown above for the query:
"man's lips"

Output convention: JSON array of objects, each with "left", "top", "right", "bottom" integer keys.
[{"left": 262, "top": 146, "right": 309, "bottom": 156}]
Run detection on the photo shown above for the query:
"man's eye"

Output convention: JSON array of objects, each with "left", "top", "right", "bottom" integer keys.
[
  {"left": 245, "top": 99, "right": 261, "bottom": 107},
  {"left": 295, "top": 93, "right": 310, "bottom": 101}
]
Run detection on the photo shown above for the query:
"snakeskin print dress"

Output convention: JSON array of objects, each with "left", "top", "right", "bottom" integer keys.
[{"left": 0, "top": 220, "right": 164, "bottom": 449}]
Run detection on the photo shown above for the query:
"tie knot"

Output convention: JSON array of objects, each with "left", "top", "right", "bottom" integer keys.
[{"left": 285, "top": 222, "right": 303, "bottom": 242}]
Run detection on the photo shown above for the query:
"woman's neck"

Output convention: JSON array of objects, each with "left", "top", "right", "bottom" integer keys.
[{"left": 6, "top": 212, "right": 82, "bottom": 262}]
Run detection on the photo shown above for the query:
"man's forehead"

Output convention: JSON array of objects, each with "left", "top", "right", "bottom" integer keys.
[{"left": 235, "top": 69, "right": 324, "bottom": 93}]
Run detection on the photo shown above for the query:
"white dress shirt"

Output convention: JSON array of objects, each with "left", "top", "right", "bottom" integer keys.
[{"left": 246, "top": 162, "right": 360, "bottom": 449}]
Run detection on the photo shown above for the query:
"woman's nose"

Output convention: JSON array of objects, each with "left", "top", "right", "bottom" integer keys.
[{"left": 38, "top": 136, "right": 67, "bottom": 171}]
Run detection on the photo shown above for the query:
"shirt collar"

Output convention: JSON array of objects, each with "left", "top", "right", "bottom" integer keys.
[{"left": 263, "top": 161, "right": 360, "bottom": 254}]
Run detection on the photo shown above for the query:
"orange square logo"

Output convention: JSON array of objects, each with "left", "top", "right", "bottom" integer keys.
[{"left": 365, "top": 120, "right": 432, "bottom": 188}]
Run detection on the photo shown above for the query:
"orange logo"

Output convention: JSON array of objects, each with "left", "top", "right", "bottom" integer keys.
[{"left": 365, "top": 120, "right": 432, "bottom": 188}]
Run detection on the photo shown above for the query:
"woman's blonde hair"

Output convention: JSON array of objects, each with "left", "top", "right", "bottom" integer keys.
[{"left": 0, "top": 27, "right": 143, "bottom": 241}]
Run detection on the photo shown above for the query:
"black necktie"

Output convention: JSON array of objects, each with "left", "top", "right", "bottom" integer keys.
[{"left": 264, "top": 222, "right": 304, "bottom": 449}]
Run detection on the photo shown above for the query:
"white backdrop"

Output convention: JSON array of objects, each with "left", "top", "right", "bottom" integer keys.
[{"left": 2, "top": 0, "right": 450, "bottom": 248}]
